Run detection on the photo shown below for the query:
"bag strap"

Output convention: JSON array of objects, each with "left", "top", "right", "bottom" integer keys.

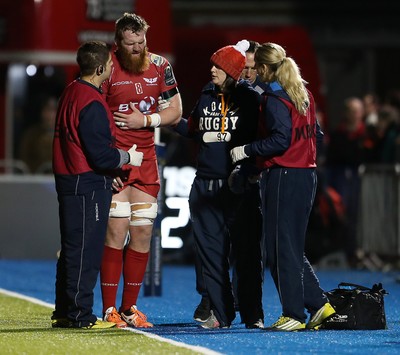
[{"left": 338, "top": 282, "right": 371, "bottom": 291}]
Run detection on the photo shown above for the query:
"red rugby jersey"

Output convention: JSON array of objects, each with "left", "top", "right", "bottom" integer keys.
[{"left": 102, "top": 51, "right": 178, "bottom": 159}]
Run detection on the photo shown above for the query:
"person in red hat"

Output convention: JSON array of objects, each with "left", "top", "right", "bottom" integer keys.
[{"left": 172, "top": 40, "right": 264, "bottom": 329}]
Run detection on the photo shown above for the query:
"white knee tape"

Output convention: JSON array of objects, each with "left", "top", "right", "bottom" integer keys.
[
  {"left": 109, "top": 201, "right": 131, "bottom": 218},
  {"left": 130, "top": 202, "right": 158, "bottom": 226}
]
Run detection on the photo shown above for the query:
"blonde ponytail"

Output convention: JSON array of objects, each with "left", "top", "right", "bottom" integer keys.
[
  {"left": 255, "top": 43, "right": 309, "bottom": 115},
  {"left": 277, "top": 57, "right": 309, "bottom": 115}
]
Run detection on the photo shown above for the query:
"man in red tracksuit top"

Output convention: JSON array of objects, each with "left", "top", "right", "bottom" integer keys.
[{"left": 52, "top": 41, "right": 143, "bottom": 329}]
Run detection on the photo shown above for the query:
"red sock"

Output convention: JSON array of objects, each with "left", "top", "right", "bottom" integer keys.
[
  {"left": 121, "top": 248, "right": 149, "bottom": 312},
  {"left": 100, "top": 245, "right": 123, "bottom": 314}
]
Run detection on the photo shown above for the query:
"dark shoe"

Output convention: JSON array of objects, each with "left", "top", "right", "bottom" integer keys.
[
  {"left": 51, "top": 318, "right": 72, "bottom": 328},
  {"left": 193, "top": 296, "right": 211, "bottom": 322},
  {"left": 245, "top": 319, "right": 264, "bottom": 329}
]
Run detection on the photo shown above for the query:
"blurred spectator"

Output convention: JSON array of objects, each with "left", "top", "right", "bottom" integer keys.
[
  {"left": 363, "top": 93, "right": 380, "bottom": 128},
  {"left": 306, "top": 173, "right": 347, "bottom": 265},
  {"left": 306, "top": 104, "right": 347, "bottom": 264},
  {"left": 374, "top": 104, "right": 400, "bottom": 163},
  {"left": 325, "top": 97, "right": 367, "bottom": 266},
  {"left": 361, "top": 93, "right": 381, "bottom": 162},
  {"left": 18, "top": 95, "right": 58, "bottom": 173},
  {"left": 315, "top": 104, "right": 328, "bottom": 166},
  {"left": 384, "top": 89, "right": 400, "bottom": 112}
]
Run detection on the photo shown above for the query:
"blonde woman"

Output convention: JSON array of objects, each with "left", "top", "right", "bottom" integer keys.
[{"left": 230, "top": 42, "right": 335, "bottom": 331}]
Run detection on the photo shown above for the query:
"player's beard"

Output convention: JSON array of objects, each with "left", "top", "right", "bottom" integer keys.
[{"left": 116, "top": 46, "right": 150, "bottom": 74}]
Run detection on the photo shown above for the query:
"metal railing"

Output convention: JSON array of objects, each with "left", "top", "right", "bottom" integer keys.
[{"left": 358, "top": 164, "right": 400, "bottom": 256}]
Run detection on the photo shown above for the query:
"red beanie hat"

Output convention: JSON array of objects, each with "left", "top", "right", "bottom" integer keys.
[{"left": 210, "top": 40, "right": 250, "bottom": 81}]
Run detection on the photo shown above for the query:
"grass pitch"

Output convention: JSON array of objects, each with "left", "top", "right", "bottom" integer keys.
[{"left": 0, "top": 293, "right": 201, "bottom": 355}]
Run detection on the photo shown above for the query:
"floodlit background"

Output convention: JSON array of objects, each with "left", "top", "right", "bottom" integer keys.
[{"left": 0, "top": 0, "right": 400, "bottom": 271}]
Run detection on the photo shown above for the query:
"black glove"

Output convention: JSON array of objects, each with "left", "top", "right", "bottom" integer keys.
[{"left": 228, "top": 165, "right": 246, "bottom": 194}]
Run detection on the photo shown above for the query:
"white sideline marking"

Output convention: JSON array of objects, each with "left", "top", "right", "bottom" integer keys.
[
  {"left": 0, "top": 288, "right": 221, "bottom": 355},
  {"left": 122, "top": 326, "right": 222, "bottom": 355},
  {"left": 0, "top": 288, "right": 55, "bottom": 308}
]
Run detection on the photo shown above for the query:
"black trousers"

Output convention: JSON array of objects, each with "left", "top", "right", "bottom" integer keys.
[
  {"left": 53, "top": 188, "right": 112, "bottom": 327},
  {"left": 230, "top": 181, "right": 264, "bottom": 324},
  {"left": 190, "top": 177, "right": 238, "bottom": 327}
]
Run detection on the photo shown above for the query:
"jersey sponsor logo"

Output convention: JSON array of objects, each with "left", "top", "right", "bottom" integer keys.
[
  {"left": 202, "top": 131, "right": 232, "bottom": 143},
  {"left": 138, "top": 96, "right": 156, "bottom": 113},
  {"left": 164, "top": 64, "right": 176, "bottom": 86},
  {"left": 111, "top": 80, "right": 134, "bottom": 86},
  {"left": 135, "top": 83, "right": 143, "bottom": 94},
  {"left": 118, "top": 103, "right": 131, "bottom": 112},
  {"left": 118, "top": 96, "right": 156, "bottom": 114},
  {"left": 143, "top": 77, "right": 158, "bottom": 85}
]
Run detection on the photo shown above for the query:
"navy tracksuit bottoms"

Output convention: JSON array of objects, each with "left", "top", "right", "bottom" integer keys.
[
  {"left": 261, "top": 167, "right": 327, "bottom": 322},
  {"left": 53, "top": 188, "right": 112, "bottom": 327},
  {"left": 189, "top": 177, "right": 239, "bottom": 327}
]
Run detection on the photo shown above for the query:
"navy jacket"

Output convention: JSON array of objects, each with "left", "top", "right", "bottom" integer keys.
[{"left": 175, "top": 80, "right": 260, "bottom": 179}]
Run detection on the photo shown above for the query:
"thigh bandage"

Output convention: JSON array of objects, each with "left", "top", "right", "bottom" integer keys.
[
  {"left": 109, "top": 201, "right": 131, "bottom": 218},
  {"left": 130, "top": 202, "right": 158, "bottom": 226}
]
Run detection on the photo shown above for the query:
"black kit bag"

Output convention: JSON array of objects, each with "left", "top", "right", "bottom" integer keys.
[{"left": 320, "top": 282, "right": 388, "bottom": 330}]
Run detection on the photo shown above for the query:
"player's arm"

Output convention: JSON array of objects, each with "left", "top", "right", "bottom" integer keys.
[
  {"left": 114, "top": 92, "right": 182, "bottom": 130},
  {"left": 157, "top": 91, "right": 182, "bottom": 127},
  {"left": 154, "top": 60, "right": 183, "bottom": 127}
]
